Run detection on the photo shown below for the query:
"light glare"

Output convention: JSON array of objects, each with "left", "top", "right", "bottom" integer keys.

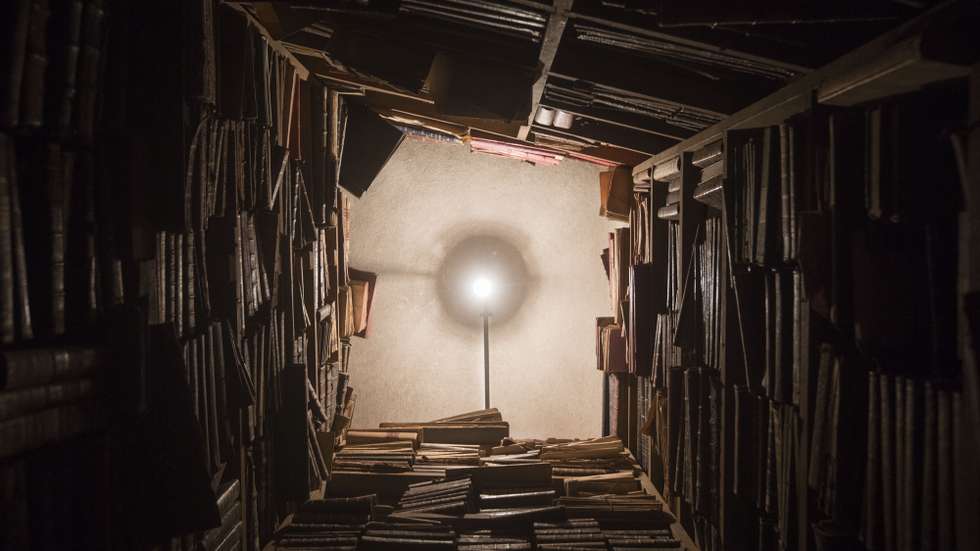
[{"left": 472, "top": 276, "right": 493, "bottom": 300}]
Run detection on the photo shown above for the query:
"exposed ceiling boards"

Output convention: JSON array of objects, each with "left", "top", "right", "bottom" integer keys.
[{"left": 229, "top": 0, "right": 931, "bottom": 167}]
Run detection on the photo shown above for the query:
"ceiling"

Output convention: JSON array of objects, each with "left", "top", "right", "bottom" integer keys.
[{"left": 230, "top": 0, "right": 936, "bottom": 167}]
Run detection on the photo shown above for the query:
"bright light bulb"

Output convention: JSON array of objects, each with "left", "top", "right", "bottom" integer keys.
[{"left": 472, "top": 276, "right": 493, "bottom": 300}]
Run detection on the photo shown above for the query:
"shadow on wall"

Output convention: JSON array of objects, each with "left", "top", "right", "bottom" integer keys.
[{"left": 434, "top": 223, "right": 539, "bottom": 328}]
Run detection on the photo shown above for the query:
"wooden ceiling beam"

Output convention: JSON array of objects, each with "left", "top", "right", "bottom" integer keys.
[
  {"left": 565, "top": 11, "right": 813, "bottom": 75},
  {"left": 539, "top": 98, "right": 694, "bottom": 141},
  {"left": 518, "top": 0, "right": 573, "bottom": 141},
  {"left": 550, "top": 41, "right": 778, "bottom": 116},
  {"left": 531, "top": 117, "right": 678, "bottom": 156}
]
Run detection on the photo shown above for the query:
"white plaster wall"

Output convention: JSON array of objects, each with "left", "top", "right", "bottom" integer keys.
[{"left": 347, "top": 139, "right": 619, "bottom": 439}]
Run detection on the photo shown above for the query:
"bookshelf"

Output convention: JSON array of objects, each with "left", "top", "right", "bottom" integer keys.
[
  {"left": 600, "top": 5, "right": 978, "bottom": 549},
  {"left": 1, "top": 2, "right": 377, "bottom": 548}
]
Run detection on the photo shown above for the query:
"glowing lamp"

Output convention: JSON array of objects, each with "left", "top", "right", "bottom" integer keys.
[{"left": 472, "top": 275, "right": 494, "bottom": 301}]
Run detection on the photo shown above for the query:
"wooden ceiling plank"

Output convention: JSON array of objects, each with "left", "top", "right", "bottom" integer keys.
[
  {"left": 539, "top": 99, "right": 693, "bottom": 141},
  {"left": 518, "top": 0, "right": 573, "bottom": 140},
  {"left": 566, "top": 11, "right": 813, "bottom": 75}
]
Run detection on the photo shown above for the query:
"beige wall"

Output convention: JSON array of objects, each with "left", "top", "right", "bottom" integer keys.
[{"left": 347, "top": 139, "right": 619, "bottom": 439}]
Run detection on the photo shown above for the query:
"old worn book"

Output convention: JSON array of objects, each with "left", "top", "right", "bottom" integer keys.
[
  {"left": 0, "top": 399, "right": 103, "bottom": 459},
  {"left": 599, "top": 166, "right": 633, "bottom": 221},
  {"left": 692, "top": 140, "right": 723, "bottom": 169},
  {"left": 0, "top": 377, "right": 95, "bottom": 421},
  {"left": 8, "top": 146, "right": 31, "bottom": 341},
  {"left": 46, "top": 0, "right": 83, "bottom": 136},
  {"left": 450, "top": 463, "right": 552, "bottom": 490},
  {"left": 880, "top": 374, "right": 896, "bottom": 551},
  {"left": 419, "top": 424, "right": 510, "bottom": 446},
  {"left": 864, "top": 371, "right": 882, "bottom": 551},
  {"left": 0, "top": 346, "right": 105, "bottom": 390},
  {"left": 0, "top": 137, "right": 13, "bottom": 344},
  {"left": 653, "top": 156, "right": 681, "bottom": 183},
  {"left": 76, "top": 0, "right": 105, "bottom": 141},
  {"left": 19, "top": 0, "right": 49, "bottom": 128},
  {"left": 920, "top": 382, "right": 937, "bottom": 551},
  {"left": 1, "top": 1, "right": 31, "bottom": 127}
]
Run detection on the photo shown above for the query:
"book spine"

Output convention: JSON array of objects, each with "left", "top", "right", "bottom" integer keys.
[
  {"left": 167, "top": 231, "right": 176, "bottom": 328},
  {"left": 0, "top": 136, "right": 13, "bottom": 343},
  {"left": 0, "top": 399, "right": 102, "bottom": 459},
  {"left": 878, "top": 374, "right": 895, "bottom": 551},
  {"left": 864, "top": 371, "right": 881, "bottom": 551},
  {"left": 0, "top": 377, "right": 95, "bottom": 421},
  {"left": 894, "top": 375, "right": 905, "bottom": 551},
  {"left": 47, "top": 144, "right": 65, "bottom": 336},
  {"left": 50, "top": 0, "right": 83, "bottom": 136},
  {"left": 9, "top": 146, "right": 32, "bottom": 340},
  {"left": 903, "top": 378, "right": 919, "bottom": 551},
  {"left": 936, "top": 388, "right": 953, "bottom": 550},
  {"left": 921, "top": 382, "right": 937, "bottom": 551},
  {"left": 1, "top": 1, "right": 32, "bottom": 128},
  {"left": 185, "top": 230, "right": 196, "bottom": 335},
  {"left": 76, "top": 0, "right": 104, "bottom": 142},
  {"left": 19, "top": 0, "right": 50, "bottom": 128}
]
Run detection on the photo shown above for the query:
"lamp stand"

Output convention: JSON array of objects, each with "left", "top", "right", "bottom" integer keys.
[{"left": 482, "top": 310, "right": 490, "bottom": 409}]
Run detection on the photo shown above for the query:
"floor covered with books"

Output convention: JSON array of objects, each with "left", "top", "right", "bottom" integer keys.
[{"left": 264, "top": 408, "right": 694, "bottom": 550}]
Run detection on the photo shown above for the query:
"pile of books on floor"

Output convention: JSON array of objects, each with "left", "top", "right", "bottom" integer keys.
[{"left": 279, "top": 410, "right": 682, "bottom": 549}]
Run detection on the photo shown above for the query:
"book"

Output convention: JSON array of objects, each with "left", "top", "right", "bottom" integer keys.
[
  {"left": 600, "top": 166, "right": 633, "bottom": 221},
  {"left": 0, "top": 136, "right": 13, "bottom": 343},
  {"left": 19, "top": 0, "right": 50, "bottom": 128},
  {"left": 0, "top": 346, "right": 104, "bottom": 391},
  {"left": 0, "top": 376, "right": 95, "bottom": 421}
]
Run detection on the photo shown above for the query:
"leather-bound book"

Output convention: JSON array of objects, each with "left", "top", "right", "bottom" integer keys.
[
  {"left": 205, "top": 331, "right": 221, "bottom": 472},
  {"left": 76, "top": 0, "right": 104, "bottom": 142},
  {"left": 903, "top": 378, "right": 920, "bottom": 551},
  {"left": 0, "top": 137, "right": 13, "bottom": 343},
  {"left": 693, "top": 140, "right": 723, "bottom": 169},
  {"left": 0, "top": 398, "right": 103, "bottom": 459},
  {"left": 19, "top": 0, "right": 50, "bottom": 128},
  {"left": 920, "top": 382, "right": 937, "bottom": 551},
  {"left": 894, "top": 376, "right": 906, "bottom": 551},
  {"left": 0, "top": 346, "right": 104, "bottom": 390},
  {"left": 46, "top": 0, "right": 83, "bottom": 136},
  {"left": 682, "top": 367, "right": 700, "bottom": 503},
  {"left": 764, "top": 400, "right": 778, "bottom": 517},
  {"left": 864, "top": 371, "right": 882, "bottom": 551},
  {"left": 754, "top": 394, "right": 769, "bottom": 511},
  {"left": 0, "top": 377, "right": 95, "bottom": 421},
  {"left": 167, "top": 232, "right": 177, "bottom": 328},
  {"left": 667, "top": 366, "right": 683, "bottom": 498},
  {"left": 936, "top": 388, "right": 953, "bottom": 551},
  {"left": 185, "top": 231, "right": 196, "bottom": 334},
  {"left": 880, "top": 374, "right": 896, "bottom": 551},
  {"left": 174, "top": 232, "right": 183, "bottom": 337},
  {"left": 808, "top": 344, "right": 832, "bottom": 489},
  {"left": 8, "top": 146, "right": 31, "bottom": 340},
  {"left": 48, "top": 144, "right": 67, "bottom": 336},
  {"left": 1, "top": 1, "right": 32, "bottom": 128}
]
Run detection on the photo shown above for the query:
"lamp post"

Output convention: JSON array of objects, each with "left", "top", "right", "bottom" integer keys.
[{"left": 472, "top": 276, "right": 493, "bottom": 409}]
